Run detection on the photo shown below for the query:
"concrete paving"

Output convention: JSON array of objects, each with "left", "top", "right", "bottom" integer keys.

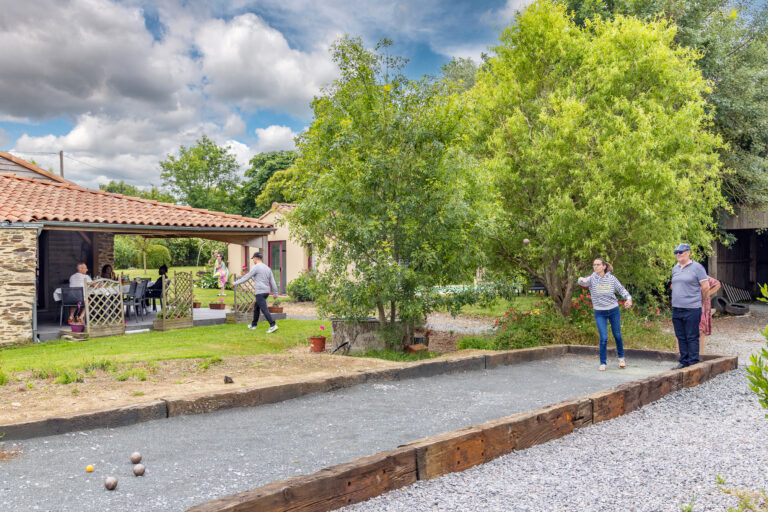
[{"left": 0, "top": 354, "right": 674, "bottom": 511}]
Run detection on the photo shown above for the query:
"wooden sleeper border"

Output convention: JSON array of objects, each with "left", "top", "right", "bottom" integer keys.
[{"left": 186, "top": 349, "right": 737, "bottom": 512}]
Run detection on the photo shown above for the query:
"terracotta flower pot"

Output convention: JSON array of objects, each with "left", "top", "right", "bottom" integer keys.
[
  {"left": 309, "top": 336, "right": 326, "bottom": 352},
  {"left": 192, "top": 302, "right": 201, "bottom": 308},
  {"left": 268, "top": 306, "right": 283, "bottom": 313},
  {"left": 209, "top": 303, "right": 227, "bottom": 310}
]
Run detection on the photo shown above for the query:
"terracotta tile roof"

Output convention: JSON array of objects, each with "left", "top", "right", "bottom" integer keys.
[
  {"left": 258, "top": 202, "right": 297, "bottom": 221},
  {"left": 0, "top": 174, "right": 272, "bottom": 229},
  {"left": 0, "top": 150, "right": 73, "bottom": 184}
]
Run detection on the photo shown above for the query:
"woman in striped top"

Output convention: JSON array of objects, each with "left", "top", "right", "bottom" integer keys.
[{"left": 577, "top": 258, "right": 633, "bottom": 371}]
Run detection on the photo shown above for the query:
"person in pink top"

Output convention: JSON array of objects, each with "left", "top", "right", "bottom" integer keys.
[{"left": 699, "top": 275, "right": 721, "bottom": 354}]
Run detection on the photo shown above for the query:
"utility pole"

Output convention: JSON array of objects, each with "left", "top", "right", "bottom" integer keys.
[{"left": 59, "top": 150, "right": 64, "bottom": 177}]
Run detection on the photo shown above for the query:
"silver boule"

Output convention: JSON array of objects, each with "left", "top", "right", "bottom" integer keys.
[
  {"left": 104, "top": 476, "right": 118, "bottom": 490},
  {"left": 130, "top": 452, "right": 142, "bottom": 464},
  {"left": 133, "top": 463, "right": 146, "bottom": 476}
]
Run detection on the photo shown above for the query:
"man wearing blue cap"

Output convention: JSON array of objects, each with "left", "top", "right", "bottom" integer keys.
[{"left": 670, "top": 243, "right": 710, "bottom": 369}]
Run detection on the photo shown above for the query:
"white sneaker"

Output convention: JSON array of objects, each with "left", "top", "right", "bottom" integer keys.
[
  {"left": 248, "top": 324, "right": 257, "bottom": 330},
  {"left": 267, "top": 324, "right": 278, "bottom": 334}
]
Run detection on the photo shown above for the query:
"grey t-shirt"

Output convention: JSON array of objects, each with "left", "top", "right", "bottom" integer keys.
[
  {"left": 233, "top": 262, "right": 278, "bottom": 295},
  {"left": 670, "top": 260, "right": 707, "bottom": 308}
]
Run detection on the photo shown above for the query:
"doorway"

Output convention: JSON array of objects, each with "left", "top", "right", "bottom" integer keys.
[{"left": 268, "top": 241, "right": 287, "bottom": 294}]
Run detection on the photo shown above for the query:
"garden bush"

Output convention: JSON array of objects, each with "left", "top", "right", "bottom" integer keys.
[
  {"left": 114, "top": 235, "right": 138, "bottom": 269},
  {"left": 196, "top": 272, "right": 220, "bottom": 289},
  {"left": 144, "top": 244, "right": 171, "bottom": 269},
  {"left": 287, "top": 271, "right": 317, "bottom": 302}
]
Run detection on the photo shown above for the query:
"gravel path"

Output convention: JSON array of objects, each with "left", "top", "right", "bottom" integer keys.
[
  {"left": 0, "top": 355, "right": 670, "bottom": 512},
  {"left": 342, "top": 315, "right": 768, "bottom": 512}
]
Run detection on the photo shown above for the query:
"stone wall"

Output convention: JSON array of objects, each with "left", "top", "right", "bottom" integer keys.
[
  {"left": 0, "top": 228, "right": 37, "bottom": 346},
  {"left": 94, "top": 232, "right": 115, "bottom": 277}
]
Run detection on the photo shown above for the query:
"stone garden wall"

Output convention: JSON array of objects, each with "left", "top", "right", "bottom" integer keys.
[{"left": 0, "top": 227, "right": 37, "bottom": 346}]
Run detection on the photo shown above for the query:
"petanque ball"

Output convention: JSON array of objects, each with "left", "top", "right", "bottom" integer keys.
[
  {"left": 133, "top": 464, "right": 146, "bottom": 477},
  {"left": 104, "top": 477, "right": 118, "bottom": 490},
  {"left": 86, "top": 465, "right": 94, "bottom": 473},
  {"left": 523, "top": 238, "right": 530, "bottom": 245},
  {"left": 130, "top": 452, "right": 142, "bottom": 464}
]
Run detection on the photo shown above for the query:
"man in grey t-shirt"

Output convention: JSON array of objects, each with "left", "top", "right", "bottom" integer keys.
[
  {"left": 234, "top": 252, "right": 279, "bottom": 333},
  {"left": 670, "top": 243, "right": 710, "bottom": 368}
]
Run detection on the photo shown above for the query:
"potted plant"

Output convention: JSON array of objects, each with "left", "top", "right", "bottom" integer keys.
[
  {"left": 268, "top": 296, "right": 283, "bottom": 314},
  {"left": 309, "top": 324, "right": 326, "bottom": 352},
  {"left": 209, "top": 297, "right": 227, "bottom": 310},
  {"left": 192, "top": 294, "right": 201, "bottom": 309},
  {"left": 69, "top": 302, "right": 85, "bottom": 332}
]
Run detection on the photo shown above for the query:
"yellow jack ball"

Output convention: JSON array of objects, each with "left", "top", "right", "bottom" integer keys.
[{"left": 86, "top": 465, "right": 94, "bottom": 473}]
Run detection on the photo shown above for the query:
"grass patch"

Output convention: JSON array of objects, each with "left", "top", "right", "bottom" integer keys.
[
  {"left": 351, "top": 349, "right": 441, "bottom": 362},
  {"left": 114, "top": 367, "right": 146, "bottom": 381},
  {"left": 0, "top": 371, "right": 7, "bottom": 387},
  {"left": 132, "top": 391, "right": 145, "bottom": 396},
  {"left": 1, "top": 320, "right": 330, "bottom": 375},
  {"left": 458, "top": 296, "right": 541, "bottom": 317},
  {"left": 198, "top": 356, "right": 223, "bottom": 370}
]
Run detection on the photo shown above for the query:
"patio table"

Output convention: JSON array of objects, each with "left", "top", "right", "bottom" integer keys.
[{"left": 53, "top": 284, "right": 151, "bottom": 301}]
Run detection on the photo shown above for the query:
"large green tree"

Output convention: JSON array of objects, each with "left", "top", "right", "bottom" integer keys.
[
  {"left": 159, "top": 135, "right": 240, "bottom": 212},
  {"left": 238, "top": 150, "right": 297, "bottom": 217},
  {"left": 472, "top": 1, "right": 725, "bottom": 316},
  {"left": 288, "top": 37, "right": 480, "bottom": 333},
  {"left": 563, "top": 0, "right": 768, "bottom": 207}
]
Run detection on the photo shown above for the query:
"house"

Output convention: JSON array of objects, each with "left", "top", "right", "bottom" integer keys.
[
  {"left": 707, "top": 208, "right": 768, "bottom": 297},
  {"left": 0, "top": 151, "right": 274, "bottom": 346},
  {"left": 228, "top": 203, "right": 313, "bottom": 295}
]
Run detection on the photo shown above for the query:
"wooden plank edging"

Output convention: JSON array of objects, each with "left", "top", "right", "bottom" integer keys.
[{"left": 185, "top": 353, "right": 738, "bottom": 512}]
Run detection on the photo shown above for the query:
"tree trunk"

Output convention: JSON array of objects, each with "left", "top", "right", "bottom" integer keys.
[
  {"left": 541, "top": 261, "right": 577, "bottom": 317},
  {"left": 143, "top": 251, "right": 147, "bottom": 273},
  {"left": 376, "top": 301, "right": 386, "bottom": 326}
]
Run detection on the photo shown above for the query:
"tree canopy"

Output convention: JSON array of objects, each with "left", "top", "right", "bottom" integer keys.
[
  {"left": 288, "top": 37, "right": 480, "bottom": 332},
  {"left": 159, "top": 135, "right": 240, "bottom": 212},
  {"left": 238, "top": 150, "right": 297, "bottom": 217},
  {"left": 471, "top": 0, "right": 726, "bottom": 316},
  {"left": 563, "top": 0, "right": 768, "bottom": 207}
]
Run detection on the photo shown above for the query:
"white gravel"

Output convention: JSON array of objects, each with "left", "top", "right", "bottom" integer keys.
[{"left": 343, "top": 369, "right": 768, "bottom": 512}]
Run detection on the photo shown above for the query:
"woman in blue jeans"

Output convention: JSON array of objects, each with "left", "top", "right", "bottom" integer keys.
[{"left": 577, "top": 258, "right": 633, "bottom": 371}]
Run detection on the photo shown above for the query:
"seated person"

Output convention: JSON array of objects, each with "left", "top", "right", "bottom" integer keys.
[
  {"left": 68, "top": 262, "right": 92, "bottom": 323},
  {"left": 101, "top": 264, "right": 117, "bottom": 280},
  {"left": 145, "top": 264, "right": 168, "bottom": 309}
]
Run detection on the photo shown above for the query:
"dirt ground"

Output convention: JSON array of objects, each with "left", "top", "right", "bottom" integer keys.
[
  {"left": 0, "top": 345, "right": 489, "bottom": 425},
  {"left": 2, "top": 306, "right": 764, "bottom": 427}
]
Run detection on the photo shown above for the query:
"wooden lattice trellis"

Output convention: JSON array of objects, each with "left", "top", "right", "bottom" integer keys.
[
  {"left": 85, "top": 278, "right": 125, "bottom": 338},
  {"left": 227, "top": 279, "right": 256, "bottom": 324},
  {"left": 154, "top": 271, "right": 194, "bottom": 331}
]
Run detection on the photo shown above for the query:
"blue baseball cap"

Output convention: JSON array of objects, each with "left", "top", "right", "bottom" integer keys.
[{"left": 674, "top": 243, "right": 691, "bottom": 252}]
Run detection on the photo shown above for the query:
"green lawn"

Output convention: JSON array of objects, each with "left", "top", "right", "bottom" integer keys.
[
  {"left": 116, "top": 266, "right": 246, "bottom": 308},
  {"left": 0, "top": 320, "right": 329, "bottom": 374}
]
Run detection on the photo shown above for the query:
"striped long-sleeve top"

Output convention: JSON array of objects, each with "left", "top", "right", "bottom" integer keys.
[{"left": 577, "top": 272, "right": 631, "bottom": 311}]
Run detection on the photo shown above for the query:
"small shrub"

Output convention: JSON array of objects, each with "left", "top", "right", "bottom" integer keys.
[
  {"left": 114, "top": 235, "right": 138, "bottom": 269},
  {"left": 747, "top": 284, "right": 768, "bottom": 415},
  {"left": 196, "top": 273, "right": 220, "bottom": 289},
  {"left": 145, "top": 244, "right": 171, "bottom": 269},
  {"left": 54, "top": 370, "right": 84, "bottom": 385},
  {"left": 287, "top": 271, "right": 317, "bottom": 302}
]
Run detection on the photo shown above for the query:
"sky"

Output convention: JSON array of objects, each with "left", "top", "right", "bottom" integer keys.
[{"left": 0, "top": 0, "right": 530, "bottom": 189}]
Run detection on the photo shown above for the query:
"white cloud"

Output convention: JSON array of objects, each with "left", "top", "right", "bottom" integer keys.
[
  {"left": 481, "top": 0, "right": 534, "bottom": 27},
  {"left": 195, "top": 14, "right": 337, "bottom": 117},
  {"left": 253, "top": 125, "right": 298, "bottom": 153}
]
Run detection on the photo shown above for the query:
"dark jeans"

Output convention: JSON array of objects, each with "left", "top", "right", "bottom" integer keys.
[
  {"left": 672, "top": 307, "right": 701, "bottom": 367},
  {"left": 594, "top": 307, "right": 624, "bottom": 365},
  {"left": 252, "top": 293, "right": 275, "bottom": 327}
]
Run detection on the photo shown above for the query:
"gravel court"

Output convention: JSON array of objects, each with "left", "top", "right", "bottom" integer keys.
[
  {"left": 0, "top": 354, "right": 671, "bottom": 512},
  {"left": 342, "top": 371, "right": 768, "bottom": 512}
]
